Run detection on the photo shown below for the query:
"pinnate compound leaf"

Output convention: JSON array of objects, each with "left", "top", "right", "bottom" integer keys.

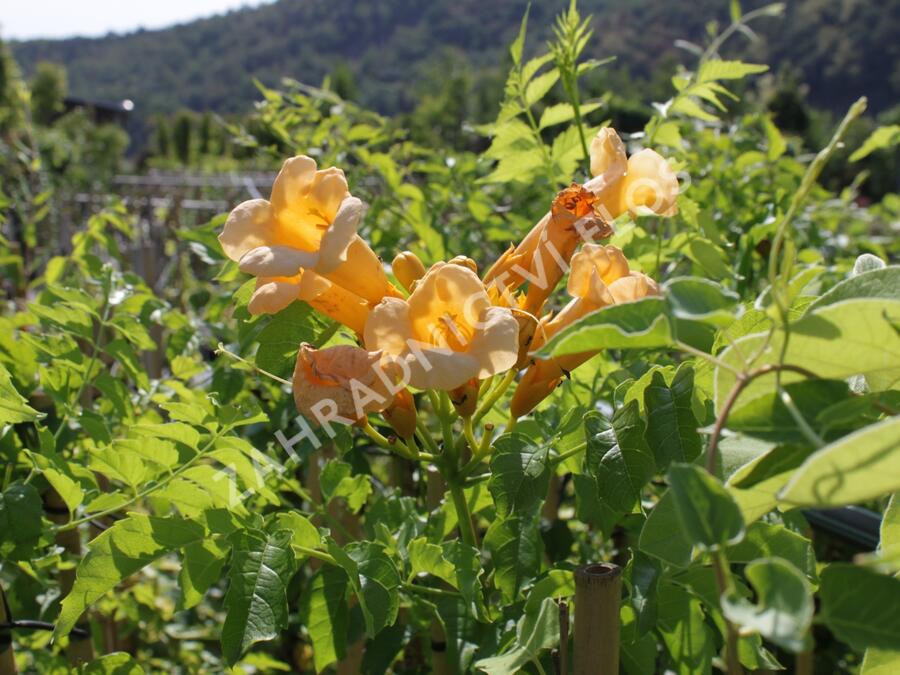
[
  {"left": 488, "top": 432, "right": 550, "bottom": 518},
  {"left": 221, "top": 529, "right": 296, "bottom": 665},
  {"left": 667, "top": 463, "right": 745, "bottom": 550},
  {"left": 643, "top": 365, "right": 702, "bottom": 471},
  {"left": 721, "top": 558, "right": 813, "bottom": 652},
  {"left": 255, "top": 301, "right": 337, "bottom": 379},
  {"left": 56, "top": 515, "right": 206, "bottom": 638},
  {"left": 179, "top": 538, "right": 228, "bottom": 610},
  {"left": 779, "top": 416, "right": 900, "bottom": 506},
  {"left": 584, "top": 402, "right": 655, "bottom": 514},
  {"left": 474, "top": 597, "right": 559, "bottom": 674},
  {"left": 820, "top": 564, "right": 900, "bottom": 651}
]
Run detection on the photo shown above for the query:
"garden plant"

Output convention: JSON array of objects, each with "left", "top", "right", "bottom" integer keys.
[{"left": 1, "top": 2, "right": 899, "bottom": 673}]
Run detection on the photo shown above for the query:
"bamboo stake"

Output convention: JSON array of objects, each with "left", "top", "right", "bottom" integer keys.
[{"left": 573, "top": 563, "right": 621, "bottom": 675}]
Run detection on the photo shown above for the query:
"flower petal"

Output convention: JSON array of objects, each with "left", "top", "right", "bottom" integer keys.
[
  {"left": 587, "top": 128, "right": 627, "bottom": 188},
  {"left": 219, "top": 199, "right": 276, "bottom": 261},
  {"left": 364, "top": 297, "right": 414, "bottom": 358},
  {"left": 468, "top": 306, "right": 520, "bottom": 378},
  {"left": 317, "top": 196, "right": 365, "bottom": 273},
  {"left": 239, "top": 246, "right": 319, "bottom": 277},
  {"left": 620, "top": 149, "right": 679, "bottom": 216},
  {"left": 248, "top": 278, "right": 300, "bottom": 315},
  {"left": 402, "top": 347, "right": 481, "bottom": 391}
]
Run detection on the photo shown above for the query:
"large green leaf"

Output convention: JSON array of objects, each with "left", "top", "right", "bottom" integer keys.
[
  {"left": 643, "top": 365, "right": 702, "bottom": 471},
  {"left": 819, "top": 564, "right": 900, "bottom": 651},
  {"left": 667, "top": 463, "right": 745, "bottom": 550},
  {"left": 474, "top": 596, "right": 558, "bottom": 674},
  {"left": 638, "top": 490, "right": 692, "bottom": 567},
  {"left": 862, "top": 648, "right": 900, "bottom": 674},
  {"left": 484, "top": 510, "right": 543, "bottom": 604},
  {"left": 663, "top": 277, "right": 739, "bottom": 327},
  {"left": 721, "top": 558, "right": 813, "bottom": 652},
  {"left": 807, "top": 266, "right": 900, "bottom": 312},
  {"left": 539, "top": 297, "right": 672, "bottom": 358},
  {"left": 657, "top": 581, "right": 715, "bottom": 674},
  {"left": 221, "top": 529, "right": 296, "bottom": 665},
  {"left": 488, "top": 432, "right": 550, "bottom": 518},
  {"left": 779, "top": 416, "right": 900, "bottom": 506},
  {"left": 82, "top": 653, "right": 145, "bottom": 674},
  {"left": 299, "top": 565, "right": 349, "bottom": 673},
  {"left": 584, "top": 402, "right": 655, "bottom": 513},
  {"left": 0, "top": 483, "right": 43, "bottom": 560},
  {"left": 715, "top": 299, "right": 900, "bottom": 414},
  {"left": 56, "top": 515, "right": 206, "bottom": 638}
]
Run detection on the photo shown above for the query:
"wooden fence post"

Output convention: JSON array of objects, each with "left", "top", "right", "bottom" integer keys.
[{"left": 573, "top": 563, "right": 622, "bottom": 675}]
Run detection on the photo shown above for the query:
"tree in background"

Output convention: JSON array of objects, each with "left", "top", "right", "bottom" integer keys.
[
  {"left": 172, "top": 110, "right": 193, "bottom": 164},
  {"left": 30, "top": 61, "right": 67, "bottom": 126}
]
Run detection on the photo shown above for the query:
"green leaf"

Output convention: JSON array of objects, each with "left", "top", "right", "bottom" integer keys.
[
  {"left": 320, "top": 460, "right": 373, "bottom": 513},
  {"left": 328, "top": 541, "right": 400, "bottom": 638},
  {"left": 0, "top": 362, "right": 42, "bottom": 425},
  {"left": 643, "top": 365, "right": 702, "bottom": 471},
  {"left": 474, "top": 596, "right": 559, "bottom": 674},
  {"left": 524, "top": 70, "right": 559, "bottom": 106},
  {"left": 179, "top": 538, "right": 228, "bottom": 610},
  {"left": 716, "top": 299, "right": 900, "bottom": 414},
  {"left": 273, "top": 512, "right": 321, "bottom": 554},
  {"left": 524, "top": 569, "right": 575, "bottom": 614},
  {"left": 509, "top": 5, "right": 529, "bottom": 65},
  {"left": 82, "top": 652, "right": 145, "bottom": 674},
  {"left": 0, "top": 483, "right": 43, "bottom": 560},
  {"left": 721, "top": 558, "right": 813, "bottom": 652},
  {"left": 880, "top": 494, "right": 900, "bottom": 560},
  {"left": 638, "top": 490, "right": 693, "bottom": 567},
  {"left": 807, "top": 266, "right": 900, "bottom": 312},
  {"left": 56, "top": 515, "right": 206, "bottom": 638},
  {"left": 488, "top": 432, "right": 550, "bottom": 518},
  {"left": 538, "top": 101, "right": 603, "bottom": 129},
  {"left": 727, "top": 522, "right": 816, "bottom": 579},
  {"left": 628, "top": 551, "right": 661, "bottom": 637},
  {"left": 657, "top": 581, "right": 715, "bottom": 674},
  {"left": 539, "top": 298, "right": 672, "bottom": 358},
  {"left": 820, "top": 564, "right": 900, "bottom": 651},
  {"left": 299, "top": 566, "right": 349, "bottom": 672},
  {"left": 850, "top": 125, "right": 900, "bottom": 161},
  {"left": 862, "top": 648, "right": 900, "bottom": 674},
  {"left": 697, "top": 60, "right": 768, "bottom": 83},
  {"left": 584, "top": 402, "right": 655, "bottom": 513},
  {"left": 221, "top": 529, "right": 296, "bottom": 665},
  {"left": 663, "top": 277, "right": 739, "bottom": 327},
  {"left": 484, "top": 510, "right": 543, "bottom": 604},
  {"left": 255, "top": 302, "right": 338, "bottom": 379},
  {"left": 667, "top": 463, "right": 745, "bottom": 550},
  {"left": 779, "top": 416, "right": 900, "bottom": 506}
]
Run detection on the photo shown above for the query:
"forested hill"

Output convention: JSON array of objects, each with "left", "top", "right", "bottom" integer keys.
[{"left": 10, "top": 0, "right": 899, "bottom": 119}]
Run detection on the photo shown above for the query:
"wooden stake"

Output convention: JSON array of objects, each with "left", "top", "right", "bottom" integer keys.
[
  {"left": 0, "top": 585, "right": 17, "bottom": 674},
  {"left": 573, "top": 563, "right": 621, "bottom": 675}
]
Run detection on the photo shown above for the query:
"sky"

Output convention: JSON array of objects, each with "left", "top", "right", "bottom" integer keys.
[{"left": 1, "top": 0, "right": 275, "bottom": 40}]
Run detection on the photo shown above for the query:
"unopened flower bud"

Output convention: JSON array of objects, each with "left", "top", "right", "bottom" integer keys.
[{"left": 392, "top": 251, "right": 426, "bottom": 292}]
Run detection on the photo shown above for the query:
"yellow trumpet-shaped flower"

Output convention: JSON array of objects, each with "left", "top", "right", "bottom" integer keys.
[
  {"left": 219, "top": 155, "right": 400, "bottom": 306},
  {"left": 511, "top": 245, "right": 660, "bottom": 417},
  {"left": 483, "top": 184, "right": 613, "bottom": 315},
  {"left": 585, "top": 128, "right": 679, "bottom": 220},
  {"left": 248, "top": 270, "right": 370, "bottom": 335},
  {"left": 364, "top": 262, "right": 519, "bottom": 391},
  {"left": 292, "top": 343, "right": 396, "bottom": 423}
]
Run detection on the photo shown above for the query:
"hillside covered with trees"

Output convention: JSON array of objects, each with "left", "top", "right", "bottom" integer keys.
[{"left": 10, "top": 0, "right": 900, "bottom": 122}]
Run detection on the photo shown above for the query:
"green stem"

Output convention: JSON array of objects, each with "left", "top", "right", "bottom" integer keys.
[
  {"left": 474, "top": 369, "right": 517, "bottom": 423},
  {"left": 295, "top": 545, "right": 337, "bottom": 566},
  {"left": 713, "top": 550, "right": 743, "bottom": 675},
  {"left": 402, "top": 582, "right": 460, "bottom": 599},
  {"left": 448, "top": 480, "right": 478, "bottom": 549},
  {"left": 550, "top": 440, "right": 587, "bottom": 466}
]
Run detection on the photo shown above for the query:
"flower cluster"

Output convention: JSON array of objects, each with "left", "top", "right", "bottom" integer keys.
[{"left": 219, "top": 128, "right": 677, "bottom": 435}]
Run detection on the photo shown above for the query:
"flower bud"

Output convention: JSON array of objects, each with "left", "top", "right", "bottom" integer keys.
[
  {"left": 449, "top": 378, "right": 479, "bottom": 418},
  {"left": 392, "top": 251, "right": 427, "bottom": 292},
  {"left": 382, "top": 388, "right": 418, "bottom": 439}
]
